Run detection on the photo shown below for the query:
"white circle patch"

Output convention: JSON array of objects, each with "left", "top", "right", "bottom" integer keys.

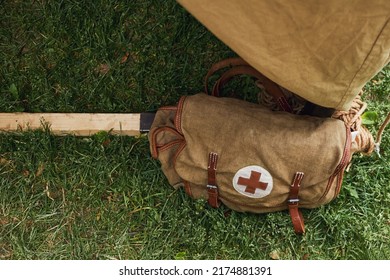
[{"left": 232, "top": 165, "right": 273, "bottom": 198}]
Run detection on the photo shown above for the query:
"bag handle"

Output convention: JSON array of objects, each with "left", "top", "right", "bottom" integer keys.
[
  {"left": 205, "top": 58, "right": 293, "bottom": 113},
  {"left": 204, "top": 57, "right": 247, "bottom": 93}
]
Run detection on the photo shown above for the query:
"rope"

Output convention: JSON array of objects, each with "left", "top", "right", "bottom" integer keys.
[
  {"left": 374, "top": 111, "right": 390, "bottom": 157},
  {"left": 331, "top": 92, "right": 390, "bottom": 156},
  {"left": 332, "top": 93, "right": 376, "bottom": 155}
]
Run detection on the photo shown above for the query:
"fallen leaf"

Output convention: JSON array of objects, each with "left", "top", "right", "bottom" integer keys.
[
  {"left": 0, "top": 218, "right": 9, "bottom": 226},
  {"left": 269, "top": 250, "right": 280, "bottom": 260},
  {"left": 45, "top": 62, "right": 56, "bottom": 70},
  {"left": 120, "top": 52, "right": 130, "bottom": 64},
  {"left": 174, "top": 251, "right": 187, "bottom": 260},
  {"left": 223, "top": 210, "right": 232, "bottom": 218},
  {"left": 102, "top": 138, "right": 111, "bottom": 147},
  {"left": 96, "top": 63, "right": 110, "bottom": 75},
  {"left": 9, "top": 83, "right": 18, "bottom": 99},
  {"left": 0, "top": 158, "right": 11, "bottom": 166},
  {"left": 0, "top": 244, "right": 12, "bottom": 259},
  {"left": 45, "top": 183, "right": 54, "bottom": 201},
  {"left": 35, "top": 163, "right": 45, "bottom": 177},
  {"left": 361, "top": 111, "right": 378, "bottom": 125},
  {"left": 19, "top": 45, "right": 29, "bottom": 55}
]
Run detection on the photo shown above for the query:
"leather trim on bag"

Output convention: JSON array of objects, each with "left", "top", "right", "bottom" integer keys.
[
  {"left": 175, "top": 96, "right": 187, "bottom": 135},
  {"left": 320, "top": 124, "right": 352, "bottom": 202},
  {"left": 150, "top": 126, "right": 184, "bottom": 158},
  {"left": 157, "top": 139, "right": 184, "bottom": 153},
  {"left": 183, "top": 181, "right": 193, "bottom": 197},
  {"left": 158, "top": 106, "right": 178, "bottom": 111},
  {"left": 334, "top": 172, "right": 345, "bottom": 198}
]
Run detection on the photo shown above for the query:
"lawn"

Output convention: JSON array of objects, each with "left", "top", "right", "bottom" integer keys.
[{"left": 0, "top": 0, "right": 389, "bottom": 260}]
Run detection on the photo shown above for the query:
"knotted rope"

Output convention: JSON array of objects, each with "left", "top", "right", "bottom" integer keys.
[
  {"left": 256, "top": 81, "right": 305, "bottom": 114},
  {"left": 332, "top": 93, "right": 375, "bottom": 155},
  {"left": 332, "top": 93, "right": 390, "bottom": 156}
]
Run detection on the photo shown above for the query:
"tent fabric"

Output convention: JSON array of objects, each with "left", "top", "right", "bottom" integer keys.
[{"left": 178, "top": 0, "right": 390, "bottom": 110}]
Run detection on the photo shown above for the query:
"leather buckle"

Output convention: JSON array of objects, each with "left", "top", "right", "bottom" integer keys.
[
  {"left": 288, "top": 172, "right": 305, "bottom": 234},
  {"left": 288, "top": 198, "right": 299, "bottom": 204}
]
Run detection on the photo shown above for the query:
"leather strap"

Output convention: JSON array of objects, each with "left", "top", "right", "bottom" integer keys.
[
  {"left": 204, "top": 57, "right": 248, "bottom": 94},
  {"left": 207, "top": 152, "right": 220, "bottom": 208},
  {"left": 212, "top": 65, "right": 264, "bottom": 97},
  {"left": 205, "top": 58, "right": 293, "bottom": 113},
  {"left": 288, "top": 172, "right": 305, "bottom": 234}
]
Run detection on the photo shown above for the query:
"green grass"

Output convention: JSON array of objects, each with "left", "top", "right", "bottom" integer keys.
[{"left": 0, "top": 0, "right": 389, "bottom": 260}]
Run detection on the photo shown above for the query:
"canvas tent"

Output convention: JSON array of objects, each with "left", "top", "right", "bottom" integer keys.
[{"left": 177, "top": 0, "right": 390, "bottom": 111}]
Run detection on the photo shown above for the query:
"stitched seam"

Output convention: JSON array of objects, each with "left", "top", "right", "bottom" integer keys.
[
  {"left": 159, "top": 106, "right": 178, "bottom": 111},
  {"left": 151, "top": 126, "right": 184, "bottom": 158},
  {"left": 157, "top": 140, "right": 183, "bottom": 153}
]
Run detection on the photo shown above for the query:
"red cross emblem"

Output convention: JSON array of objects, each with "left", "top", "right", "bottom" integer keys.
[
  {"left": 237, "top": 171, "right": 268, "bottom": 194},
  {"left": 233, "top": 165, "right": 273, "bottom": 198}
]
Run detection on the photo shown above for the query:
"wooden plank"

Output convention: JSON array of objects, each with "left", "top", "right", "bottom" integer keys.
[{"left": 0, "top": 113, "right": 143, "bottom": 136}]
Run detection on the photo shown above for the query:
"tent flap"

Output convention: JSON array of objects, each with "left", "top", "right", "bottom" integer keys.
[{"left": 178, "top": 0, "right": 390, "bottom": 110}]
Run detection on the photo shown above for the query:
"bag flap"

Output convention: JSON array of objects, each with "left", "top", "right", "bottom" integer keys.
[{"left": 174, "top": 94, "right": 351, "bottom": 209}]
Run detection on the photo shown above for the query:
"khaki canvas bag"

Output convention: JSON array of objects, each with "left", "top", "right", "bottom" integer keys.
[
  {"left": 149, "top": 93, "right": 352, "bottom": 234},
  {"left": 149, "top": 59, "right": 389, "bottom": 234}
]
